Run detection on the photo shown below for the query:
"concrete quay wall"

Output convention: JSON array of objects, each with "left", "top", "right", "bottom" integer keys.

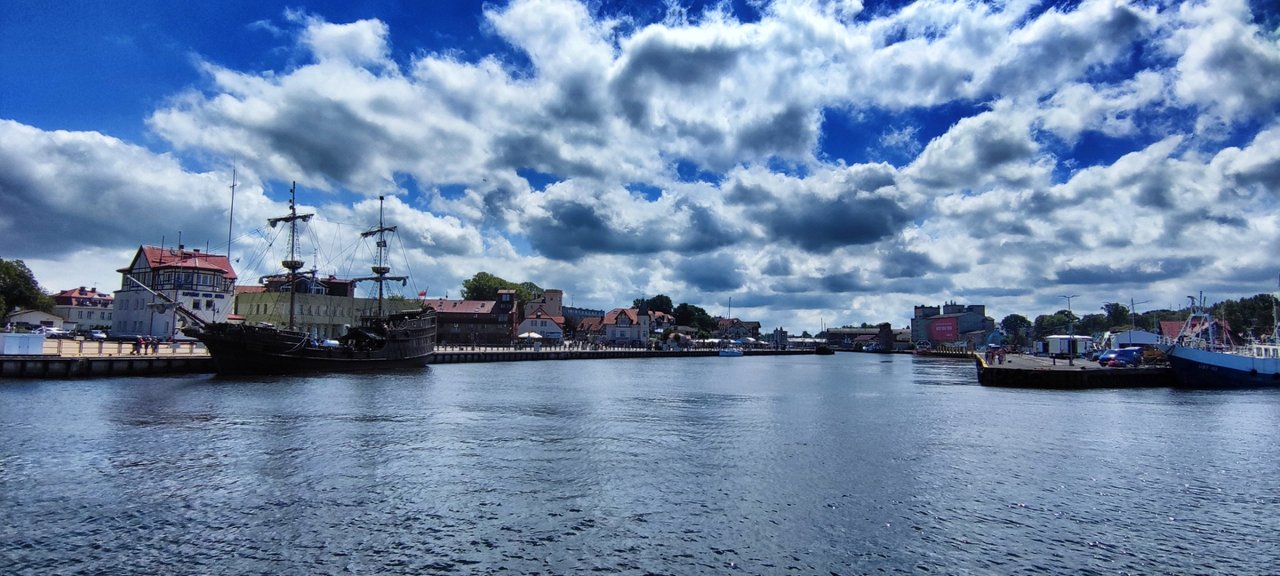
[
  {"left": 2, "top": 355, "right": 215, "bottom": 378},
  {"left": 2, "top": 347, "right": 818, "bottom": 378}
]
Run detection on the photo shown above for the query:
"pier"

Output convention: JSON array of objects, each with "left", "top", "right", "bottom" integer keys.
[{"left": 975, "top": 352, "right": 1175, "bottom": 389}]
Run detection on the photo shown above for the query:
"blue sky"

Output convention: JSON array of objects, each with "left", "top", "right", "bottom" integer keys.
[{"left": 3, "top": 0, "right": 1280, "bottom": 333}]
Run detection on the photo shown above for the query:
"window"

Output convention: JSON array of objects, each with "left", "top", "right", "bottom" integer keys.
[
  {"left": 206, "top": 299, "right": 214, "bottom": 310},
  {"left": 192, "top": 300, "right": 202, "bottom": 311}
]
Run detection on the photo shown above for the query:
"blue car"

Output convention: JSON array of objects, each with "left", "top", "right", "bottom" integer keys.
[{"left": 1098, "top": 348, "right": 1143, "bottom": 367}]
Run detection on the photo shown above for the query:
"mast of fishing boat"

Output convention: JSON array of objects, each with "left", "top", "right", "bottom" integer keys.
[{"left": 267, "top": 182, "right": 313, "bottom": 330}]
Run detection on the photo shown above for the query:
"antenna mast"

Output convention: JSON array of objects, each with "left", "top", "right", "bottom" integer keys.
[{"left": 226, "top": 163, "right": 237, "bottom": 263}]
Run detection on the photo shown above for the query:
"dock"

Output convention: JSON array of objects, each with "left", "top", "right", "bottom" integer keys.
[
  {"left": 1, "top": 341, "right": 817, "bottom": 378},
  {"left": 975, "top": 353, "right": 1175, "bottom": 389}
]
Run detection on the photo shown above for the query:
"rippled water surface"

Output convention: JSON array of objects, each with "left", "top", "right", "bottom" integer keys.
[{"left": 3, "top": 353, "right": 1279, "bottom": 574}]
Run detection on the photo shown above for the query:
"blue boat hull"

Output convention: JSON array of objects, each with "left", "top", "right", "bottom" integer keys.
[{"left": 1167, "top": 347, "right": 1280, "bottom": 388}]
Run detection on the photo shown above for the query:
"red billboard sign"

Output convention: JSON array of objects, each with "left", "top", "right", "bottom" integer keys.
[{"left": 928, "top": 317, "right": 957, "bottom": 341}]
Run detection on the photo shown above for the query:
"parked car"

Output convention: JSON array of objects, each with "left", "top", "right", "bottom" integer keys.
[
  {"left": 1098, "top": 348, "right": 1143, "bottom": 367},
  {"left": 32, "top": 326, "right": 69, "bottom": 338},
  {"left": 88, "top": 330, "right": 108, "bottom": 340}
]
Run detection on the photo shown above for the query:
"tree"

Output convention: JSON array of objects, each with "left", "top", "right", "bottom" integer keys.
[
  {"left": 460, "top": 272, "right": 538, "bottom": 303},
  {"left": 632, "top": 294, "right": 674, "bottom": 315},
  {"left": 1101, "top": 302, "right": 1130, "bottom": 328},
  {"left": 1076, "top": 313, "right": 1109, "bottom": 336},
  {"left": 673, "top": 302, "right": 716, "bottom": 333},
  {"left": 1032, "top": 310, "right": 1076, "bottom": 340},
  {"left": 999, "top": 314, "right": 1032, "bottom": 346},
  {"left": 0, "top": 259, "right": 54, "bottom": 314},
  {"left": 1213, "top": 293, "right": 1278, "bottom": 341}
]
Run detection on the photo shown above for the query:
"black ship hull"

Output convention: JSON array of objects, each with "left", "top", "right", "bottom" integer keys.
[{"left": 185, "top": 310, "right": 436, "bottom": 375}]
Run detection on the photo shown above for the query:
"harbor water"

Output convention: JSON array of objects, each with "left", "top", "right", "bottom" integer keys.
[{"left": 3, "top": 353, "right": 1277, "bottom": 574}]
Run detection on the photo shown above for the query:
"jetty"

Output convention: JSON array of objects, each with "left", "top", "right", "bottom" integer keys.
[
  {"left": 974, "top": 352, "right": 1175, "bottom": 389},
  {"left": 1, "top": 340, "right": 817, "bottom": 378}
]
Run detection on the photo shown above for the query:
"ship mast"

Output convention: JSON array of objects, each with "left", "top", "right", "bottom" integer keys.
[
  {"left": 267, "top": 182, "right": 313, "bottom": 330},
  {"left": 354, "top": 196, "right": 406, "bottom": 318}
]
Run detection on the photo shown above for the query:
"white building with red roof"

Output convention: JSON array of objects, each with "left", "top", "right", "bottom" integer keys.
[
  {"left": 52, "top": 286, "right": 113, "bottom": 330},
  {"left": 112, "top": 245, "right": 237, "bottom": 338}
]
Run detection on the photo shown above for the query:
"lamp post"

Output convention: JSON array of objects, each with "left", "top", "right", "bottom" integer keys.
[
  {"left": 1130, "top": 298, "right": 1150, "bottom": 333},
  {"left": 1061, "top": 294, "right": 1079, "bottom": 365}
]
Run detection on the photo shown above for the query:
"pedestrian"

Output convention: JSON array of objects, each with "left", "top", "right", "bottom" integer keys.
[
  {"left": 150, "top": 337, "right": 160, "bottom": 355},
  {"left": 132, "top": 336, "right": 142, "bottom": 355}
]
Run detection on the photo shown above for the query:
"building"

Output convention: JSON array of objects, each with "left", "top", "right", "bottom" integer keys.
[
  {"left": 424, "top": 290, "right": 517, "bottom": 346},
  {"left": 52, "top": 286, "right": 113, "bottom": 330},
  {"left": 4, "top": 309, "right": 65, "bottom": 331},
  {"left": 516, "top": 289, "right": 564, "bottom": 343},
  {"left": 112, "top": 245, "right": 236, "bottom": 338},
  {"left": 715, "top": 317, "right": 761, "bottom": 340},
  {"left": 233, "top": 274, "right": 386, "bottom": 340},
  {"left": 600, "top": 306, "right": 651, "bottom": 346},
  {"left": 910, "top": 302, "right": 996, "bottom": 348}
]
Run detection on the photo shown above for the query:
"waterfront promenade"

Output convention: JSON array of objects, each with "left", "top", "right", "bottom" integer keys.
[{"left": 1, "top": 340, "right": 815, "bottom": 378}]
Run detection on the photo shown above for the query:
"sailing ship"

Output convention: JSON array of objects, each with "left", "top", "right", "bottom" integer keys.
[
  {"left": 1164, "top": 291, "right": 1280, "bottom": 387},
  {"left": 182, "top": 183, "right": 436, "bottom": 375}
]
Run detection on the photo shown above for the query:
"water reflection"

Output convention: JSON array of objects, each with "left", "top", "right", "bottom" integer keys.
[{"left": 3, "top": 354, "right": 1278, "bottom": 573}]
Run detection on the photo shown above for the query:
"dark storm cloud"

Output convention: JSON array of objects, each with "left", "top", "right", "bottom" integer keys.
[
  {"left": 1053, "top": 257, "right": 1206, "bottom": 285},
  {"left": 730, "top": 292, "right": 844, "bottom": 311},
  {"left": 547, "top": 72, "right": 607, "bottom": 124},
  {"left": 818, "top": 271, "right": 873, "bottom": 293},
  {"left": 262, "top": 97, "right": 388, "bottom": 184},
  {"left": 723, "top": 180, "right": 774, "bottom": 205},
  {"left": 611, "top": 36, "right": 740, "bottom": 125},
  {"left": 761, "top": 255, "right": 793, "bottom": 277},
  {"left": 0, "top": 125, "right": 228, "bottom": 259},
  {"left": 489, "top": 132, "right": 604, "bottom": 180},
  {"left": 735, "top": 105, "right": 816, "bottom": 159},
  {"left": 982, "top": 2, "right": 1146, "bottom": 97},
  {"left": 960, "top": 286, "right": 1035, "bottom": 298},
  {"left": 674, "top": 254, "right": 743, "bottom": 292},
  {"left": 679, "top": 202, "right": 738, "bottom": 253},
  {"left": 879, "top": 247, "right": 936, "bottom": 279},
  {"left": 757, "top": 195, "right": 911, "bottom": 252},
  {"left": 525, "top": 198, "right": 735, "bottom": 261}
]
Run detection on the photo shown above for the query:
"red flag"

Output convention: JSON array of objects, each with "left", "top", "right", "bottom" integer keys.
[{"left": 417, "top": 291, "right": 426, "bottom": 297}]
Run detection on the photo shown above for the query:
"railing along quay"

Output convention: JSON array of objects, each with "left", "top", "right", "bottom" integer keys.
[{"left": 1, "top": 339, "right": 212, "bottom": 378}]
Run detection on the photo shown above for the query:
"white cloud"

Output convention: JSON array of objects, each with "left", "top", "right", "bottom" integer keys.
[{"left": 7, "top": 0, "right": 1280, "bottom": 331}]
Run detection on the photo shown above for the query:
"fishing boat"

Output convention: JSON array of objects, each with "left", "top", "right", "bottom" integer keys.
[
  {"left": 1164, "top": 293, "right": 1279, "bottom": 387},
  {"left": 182, "top": 184, "right": 436, "bottom": 375}
]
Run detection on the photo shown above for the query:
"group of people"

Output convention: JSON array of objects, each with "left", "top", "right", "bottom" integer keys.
[{"left": 130, "top": 335, "right": 161, "bottom": 355}]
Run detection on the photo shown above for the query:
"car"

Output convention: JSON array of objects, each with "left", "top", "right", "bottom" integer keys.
[
  {"left": 1098, "top": 348, "right": 1143, "bottom": 367},
  {"left": 88, "top": 330, "right": 108, "bottom": 340},
  {"left": 32, "top": 326, "right": 68, "bottom": 338}
]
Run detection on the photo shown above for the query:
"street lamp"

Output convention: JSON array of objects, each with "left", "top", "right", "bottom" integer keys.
[
  {"left": 1130, "top": 298, "right": 1151, "bottom": 332},
  {"left": 1061, "top": 294, "right": 1079, "bottom": 365}
]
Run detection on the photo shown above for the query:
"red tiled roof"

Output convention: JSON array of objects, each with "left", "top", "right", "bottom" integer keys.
[
  {"left": 53, "top": 287, "right": 113, "bottom": 305},
  {"left": 578, "top": 317, "right": 604, "bottom": 332},
  {"left": 604, "top": 308, "right": 640, "bottom": 326},
  {"left": 235, "top": 285, "right": 267, "bottom": 295},
  {"left": 423, "top": 298, "right": 497, "bottom": 314},
  {"left": 119, "top": 246, "right": 237, "bottom": 280}
]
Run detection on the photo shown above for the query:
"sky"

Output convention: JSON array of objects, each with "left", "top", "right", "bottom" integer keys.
[{"left": 3, "top": 0, "right": 1279, "bottom": 334}]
